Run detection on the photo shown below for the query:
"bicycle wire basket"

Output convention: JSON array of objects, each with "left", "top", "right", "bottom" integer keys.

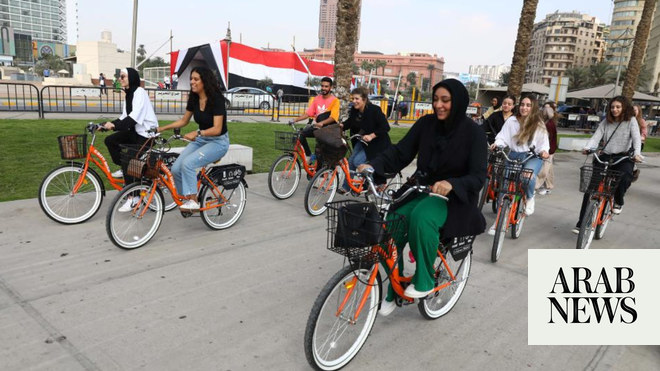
[
  {"left": 579, "top": 165, "right": 623, "bottom": 195},
  {"left": 120, "top": 143, "right": 163, "bottom": 179},
  {"left": 274, "top": 131, "right": 298, "bottom": 151},
  {"left": 326, "top": 200, "right": 405, "bottom": 265},
  {"left": 57, "top": 134, "right": 87, "bottom": 159},
  {"left": 492, "top": 162, "right": 534, "bottom": 196}
]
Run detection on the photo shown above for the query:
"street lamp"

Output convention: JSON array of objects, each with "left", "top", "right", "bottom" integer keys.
[{"left": 610, "top": 28, "right": 634, "bottom": 97}]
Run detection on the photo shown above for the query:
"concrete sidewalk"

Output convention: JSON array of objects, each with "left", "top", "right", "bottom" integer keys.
[{"left": 0, "top": 153, "right": 658, "bottom": 370}]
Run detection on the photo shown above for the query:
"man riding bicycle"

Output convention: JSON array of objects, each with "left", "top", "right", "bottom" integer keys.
[{"left": 289, "top": 77, "right": 340, "bottom": 162}]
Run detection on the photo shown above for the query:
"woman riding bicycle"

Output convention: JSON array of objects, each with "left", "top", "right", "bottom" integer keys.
[
  {"left": 572, "top": 95, "right": 642, "bottom": 234},
  {"left": 157, "top": 66, "right": 230, "bottom": 211},
  {"left": 357, "top": 78, "right": 487, "bottom": 315},
  {"left": 489, "top": 94, "right": 549, "bottom": 230},
  {"left": 102, "top": 67, "right": 159, "bottom": 211},
  {"left": 339, "top": 86, "right": 391, "bottom": 194},
  {"left": 482, "top": 95, "right": 515, "bottom": 145}
]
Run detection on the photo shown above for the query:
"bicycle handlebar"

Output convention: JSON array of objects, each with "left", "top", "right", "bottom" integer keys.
[
  {"left": 359, "top": 167, "right": 449, "bottom": 203},
  {"left": 493, "top": 145, "right": 539, "bottom": 164},
  {"left": 585, "top": 149, "right": 634, "bottom": 166},
  {"left": 348, "top": 134, "right": 368, "bottom": 146}
]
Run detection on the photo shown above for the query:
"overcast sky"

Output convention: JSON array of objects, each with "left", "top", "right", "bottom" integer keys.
[{"left": 71, "top": 0, "right": 615, "bottom": 73}]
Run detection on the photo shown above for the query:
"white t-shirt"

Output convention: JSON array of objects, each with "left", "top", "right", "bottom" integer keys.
[{"left": 494, "top": 115, "right": 550, "bottom": 153}]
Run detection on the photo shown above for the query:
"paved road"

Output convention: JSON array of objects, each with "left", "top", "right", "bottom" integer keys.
[{"left": 1, "top": 153, "right": 659, "bottom": 370}]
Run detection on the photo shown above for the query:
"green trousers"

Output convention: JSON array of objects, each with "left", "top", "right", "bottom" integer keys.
[{"left": 385, "top": 194, "right": 448, "bottom": 302}]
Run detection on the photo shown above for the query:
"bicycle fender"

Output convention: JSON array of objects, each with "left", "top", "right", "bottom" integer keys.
[{"left": 64, "top": 161, "right": 107, "bottom": 196}]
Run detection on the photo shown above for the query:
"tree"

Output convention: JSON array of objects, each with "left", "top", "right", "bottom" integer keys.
[
  {"left": 617, "top": 66, "right": 653, "bottom": 91},
  {"left": 136, "top": 44, "right": 147, "bottom": 65},
  {"left": 426, "top": 64, "right": 435, "bottom": 91},
  {"left": 334, "top": 0, "right": 362, "bottom": 121},
  {"left": 622, "top": 0, "right": 656, "bottom": 99},
  {"left": 351, "top": 62, "right": 359, "bottom": 75},
  {"left": 305, "top": 76, "right": 321, "bottom": 88},
  {"left": 257, "top": 77, "right": 274, "bottom": 90},
  {"left": 406, "top": 71, "right": 417, "bottom": 87},
  {"left": 507, "top": 0, "right": 539, "bottom": 98},
  {"left": 360, "top": 60, "right": 374, "bottom": 74},
  {"left": 35, "top": 53, "right": 67, "bottom": 77},
  {"left": 373, "top": 60, "right": 387, "bottom": 75},
  {"left": 564, "top": 67, "right": 589, "bottom": 90},
  {"left": 499, "top": 71, "right": 511, "bottom": 86},
  {"left": 588, "top": 62, "right": 614, "bottom": 86}
]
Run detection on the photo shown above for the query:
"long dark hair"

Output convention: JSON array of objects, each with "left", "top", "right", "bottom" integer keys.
[
  {"left": 606, "top": 95, "right": 633, "bottom": 123},
  {"left": 514, "top": 94, "right": 545, "bottom": 146},
  {"left": 189, "top": 66, "right": 223, "bottom": 111}
]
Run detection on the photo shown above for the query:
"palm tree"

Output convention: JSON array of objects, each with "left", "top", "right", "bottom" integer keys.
[
  {"left": 374, "top": 60, "right": 387, "bottom": 75},
  {"left": 334, "top": 0, "right": 362, "bottom": 121},
  {"left": 588, "top": 62, "right": 614, "bottom": 86},
  {"left": 406, "top": 72, "right": 417, "bottom": 87},
  {"left": 507, "top": 0, "right": 539, "bottom": 98},
  {"left": 622, "top": 0, "right": 656, "bottom": 99},
  {"left": 618, "top": 67, "right": 653, "bottom": 91},
  {"left": 426, "top": 64, "right": 435, "bottom": 91},
  {"left": 360, "top": 60, "right": 374, "bottom": 74},
  {"left": 564, "top": 67, "right": 589, "bottom": 90}
]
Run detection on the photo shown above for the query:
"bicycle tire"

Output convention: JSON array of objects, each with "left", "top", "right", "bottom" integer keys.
[
  {"left": 491, "top": 191, "right": 499, "bottom": 214},
  {"left": 510, "top": 198, "right": 526, "bottom": 239},
  {"left": 39, "top": 164, "right": 103, "bottom": 224},
  {"left": 595, "top": 200, "right": 611, "bottom": 240},
  {"left": 418, "top": 250, "right": 472, "bottom": 319},
  {"left": 268, "top": 154, "right": 301, "bottom": 200},
  {"left": 304, "top": 265, "right": 380, "bottom": 371},
  {"left": 106, "top": 182, "right": 164, "bottom": 249},
  {"left": 491, "top": 197, "right": 510, "bottom": 262},
  {"left": 576, "top": 199, "right": 599, "bottom": 250},
  {"left": 200, "top": 182, "right": 247, "bottom": 230},
  {"left": 304, "top": 167, "right": 337, "bottom": 216},
  {"left": 158, "top": 184, "right": 178, "bottom": 212}
]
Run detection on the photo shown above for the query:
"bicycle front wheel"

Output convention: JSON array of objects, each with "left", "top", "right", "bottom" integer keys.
[
  {"left": 577, "top": 199, "right": 599, "bottom": 250},
  {"left": 106, "top": 182, "right": 164, "bottom": 249},
  {"left": 268, "top": 154, "right": 301, "bottom": 199},
  {"left": 159, "top": 183, "right": 177, "bottom": 212},
  {"left": 200, "top": 182, "right": 247, "bottom": 230},
  {"left": 510, "top": 197, "right": 526, "bottom": 239},
  {"left": 39, "top": 164, "right": 103, "bottom": 224},
  {"left": 419, "top": 250, "right": 472, "bottom": 319},
  {"left": 595, "top": 200, "right": 611, "bottom": 240},
  {"left": 477, "top": 177, "right": 490, "bottom": 211},
  {"left": 304, "top": 265, "right": 380, "bottom": 371},
  {"left": 304, "top": 167, "right": 337, "bottom": 216},
  {"left": 492, "top": 197, "right": 510, "bottom": 262}
]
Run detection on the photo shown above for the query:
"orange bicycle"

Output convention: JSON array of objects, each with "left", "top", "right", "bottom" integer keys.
[
  {"left": 304, "top": 134, "right": 402, "bottom": 216},
  {"left": 268, "top": 122, "right": 319, "bottom": 199},
  {"left": 304, "top": 169, "right": 474, "bottom": 370},
  {"left": 105, "top": 129, "right": 248, "bottom": 249},
  {"left": 477, "top": 148, "right": 503, "bottom": 214},
  {"left": 38, "top": 122, "right": 176, "bottom": 224},
  {"left": 576, "top": 150, "right": 631, "bottom": 249},
  {"left": 490, "top": 147, "right": 536, "bottom": 262}
]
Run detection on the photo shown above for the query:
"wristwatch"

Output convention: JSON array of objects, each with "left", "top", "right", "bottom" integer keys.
[{"left": 197, "top": 129, "right": 202, "bottom": 137}]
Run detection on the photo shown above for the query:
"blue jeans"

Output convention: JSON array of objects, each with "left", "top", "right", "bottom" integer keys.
[
  {"left": 343, "top": 142, "right": 368, "bottom": 190},
  {"left": 172, "top": 133, "right": 230, "bottom": 196},
  {"left": 508, "top": 151, "right": 543, "bottom": 199}
]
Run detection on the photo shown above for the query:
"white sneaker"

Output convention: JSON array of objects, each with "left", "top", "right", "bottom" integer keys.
[
  {"left": 379, "top": 300, "right": 396, "bottom": 316},
  {"left": 537, "top": 189, "right": 548, "bottom": 196},
  {"left": 404, "top": 284, "right": 433, "bottom": 299},
  {"left": 118, "top": 197, "right": 137, "bottom": 212},
  {"left": 487, "top": 221, "right": 497, "bottom": 236},
  {"left": 612, "top": 204, "right": 623, "bottom": 215},
  {"left": 525, "top": 197, "right": 535, "bottom": 215},
  {"left": 180, "top": 199, "right": 200, "bottom": 211},
  {"left": 111, "top": 169, "right": 123, "bottom": 178}
]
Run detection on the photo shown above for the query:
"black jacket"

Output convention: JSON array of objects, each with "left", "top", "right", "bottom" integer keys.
[
  {"left": 483, "top": 110, "right": 508, "bottom": 144},
  {"left": 370, "top": 79, "right": 487, "bottom": 238},
  {"left": 342, "top": 102, "right": 391, "bottom": 159}
]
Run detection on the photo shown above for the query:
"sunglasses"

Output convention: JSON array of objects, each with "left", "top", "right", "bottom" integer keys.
[{"left": 119, "top": 75, "right": 127, "bottom": 79}]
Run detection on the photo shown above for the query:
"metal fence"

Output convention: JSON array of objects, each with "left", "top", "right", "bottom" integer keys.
[{"left": 0, "top": 82, "right": 41, "bottom": 114}]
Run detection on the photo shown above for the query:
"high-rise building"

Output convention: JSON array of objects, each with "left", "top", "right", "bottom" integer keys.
[
  {"left": 605, "top": 0, "right": 644, "bottom": 68},
  {"left": 640, "top": 3, "right": 660, "bottom": 93},
  {"left": 0, "top": 0, "right": 67, "bottom": 44},
  {"left": 318, "top": 0, "right": 360, "bottom": 49},
  {"left": 468, "top": 64, "right": 511, "bottom": 85},
  {"left": 526, "top": 11, "right": 606, "bottom": 85}
]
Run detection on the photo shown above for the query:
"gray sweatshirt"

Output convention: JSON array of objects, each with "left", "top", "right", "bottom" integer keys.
[{"left": 585, "top": 117, "right": 642, "bottom": 157}]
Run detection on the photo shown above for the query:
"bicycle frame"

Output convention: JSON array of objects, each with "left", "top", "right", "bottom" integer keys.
[
  {"left": 71, "top": 133, "right": 124, "bottom": 194},
  {"left": 585, "top": 171, "right": 615, "bottom": 230},
  {"left": 497, "top": 178, "right": 526, "bottom": 231}
]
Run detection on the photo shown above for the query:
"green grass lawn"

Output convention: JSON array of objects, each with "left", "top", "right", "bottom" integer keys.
[{"left": 0, "top": 119, "right": 410, "bottom": 202}]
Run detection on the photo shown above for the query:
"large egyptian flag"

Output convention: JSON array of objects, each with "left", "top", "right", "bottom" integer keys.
[{"left": 170, "top": 41, "right": 334, "bottom": 94}]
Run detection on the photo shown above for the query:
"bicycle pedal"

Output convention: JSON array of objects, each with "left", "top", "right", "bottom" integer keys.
[{"left": 180, "top": 210, "right": 193, "bottom": 218}]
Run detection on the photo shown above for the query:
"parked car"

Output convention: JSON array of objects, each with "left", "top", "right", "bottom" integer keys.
[{"left": 225, "top": 87, "right": 275, "bottom": 110}]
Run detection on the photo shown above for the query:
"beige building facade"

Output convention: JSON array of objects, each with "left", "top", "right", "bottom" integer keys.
[
  {"left": 526, "top": 11, "right": 606, "bottom": 85},
  {"left": 75, "top": 31, "right": 130, "bottom": 80},
  {"left": 606, "top": 0, "right": 644, "bottom": 68}
]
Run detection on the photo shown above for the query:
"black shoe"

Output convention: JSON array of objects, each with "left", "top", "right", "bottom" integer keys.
[{"left": 612, "top": 204, "right": 623, "bottom": 215}]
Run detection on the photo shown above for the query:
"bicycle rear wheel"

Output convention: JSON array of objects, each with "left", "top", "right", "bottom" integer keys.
[
  {"left": 106, "top": 182, "right": 164, "bottom": 249},
  {"left": 200, "top": 182, "right": 247, "bottom": 230},
  {"left": 595, "top": 200, "right": 611, "bottom": 240},
  {"left": 39, "top": 164, "right": 103, "bottom": 224},
  {"left": 491, "top": 197, "right": 510, "bottom": 262},
  {"left": 419, "top": 250, "right": 472, "bottom": 319},
  {"left": 510, "top": 198, "right": 526, "bottom": 239},
  {"left": 268, "top": 154, "right": 301, "bottom": 200},
  {"left": 304, "top": 265, "right": 379, "bottom": 371},
  {"left": 304, "top": 167, "right": 337, "bottom": 216},
  {"left": 577, "top": 199, "right": 599, "bottom": 250}
]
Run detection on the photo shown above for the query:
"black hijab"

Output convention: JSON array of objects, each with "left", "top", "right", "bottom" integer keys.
[{"left": 123, "top": 67, "right": 140, "bottom": 115}]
